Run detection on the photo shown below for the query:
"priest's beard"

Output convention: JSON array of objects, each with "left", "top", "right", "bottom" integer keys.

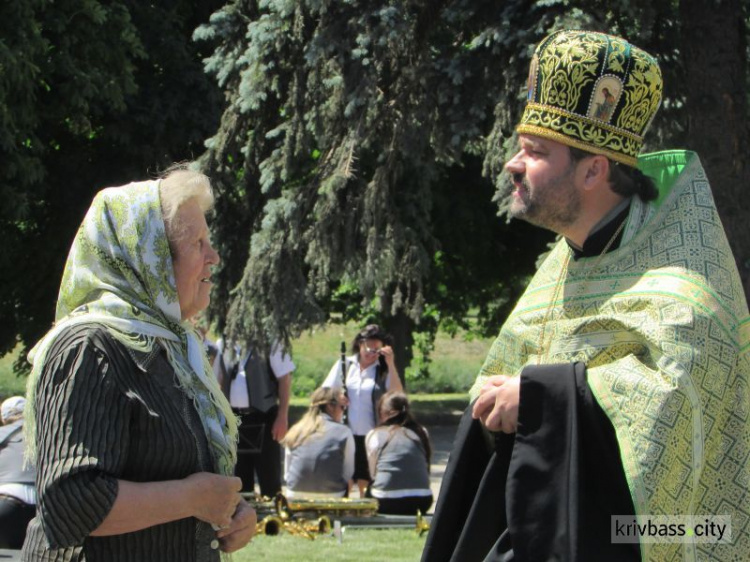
[{"left": 509, "top": 163, "right": 581, "bottom": 233}]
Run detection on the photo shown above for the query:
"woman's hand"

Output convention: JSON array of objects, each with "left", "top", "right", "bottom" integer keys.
[
  {"left": 90, "top": 474, "right": 242, "bottom": 537},
  {"left": 379, "top": 345, "right": 397, "bottom": 369},
  {"left": 380, "top": 345, "right": 404, "bottom": 393},
  {"left": 184, "top": 472, "right": 243, "bottom": 529},
  {"left": 216, "top": 498, "right": 257, "bottom": 552}
]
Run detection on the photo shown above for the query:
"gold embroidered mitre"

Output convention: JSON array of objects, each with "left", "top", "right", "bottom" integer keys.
[{"left": 517, "top": 30, "right": 663, "bottom": 167}]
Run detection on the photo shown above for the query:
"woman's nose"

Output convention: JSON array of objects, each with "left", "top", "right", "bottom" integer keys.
[{"left": 208, "top": 243, "right": 220, "bottom": 265}]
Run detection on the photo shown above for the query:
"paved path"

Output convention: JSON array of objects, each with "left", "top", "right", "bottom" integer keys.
[{"left": 426, "top": 423, "right": 458, "bottom": 514}]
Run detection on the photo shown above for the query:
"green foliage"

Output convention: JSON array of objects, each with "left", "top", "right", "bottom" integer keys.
[
  {"left": 3, "top": 0, "right": 743, "bottom": 378},
  {"left": 0, "top": 0, "right": 225, "bottom": 369},
  {"left": 196, "top": 0, "right": 703, "bottom": 371},
  {"left": 0, "top": 345, "right": 26, "bottom": 401},
  {"left": 198, "top": 0, "right": 561, "bottom": 359}
]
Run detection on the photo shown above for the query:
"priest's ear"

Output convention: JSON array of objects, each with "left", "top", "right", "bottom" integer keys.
[{"left": 580, "top": 154, "right": 611, "bottom": 192}]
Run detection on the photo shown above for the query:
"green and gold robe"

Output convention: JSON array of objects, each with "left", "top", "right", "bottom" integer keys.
[{"left": 470, "top": 150, "right": 750, "bottom": 561}]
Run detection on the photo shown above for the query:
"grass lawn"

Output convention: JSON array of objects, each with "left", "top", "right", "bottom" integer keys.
[{"left": 234, "top": 528, "right": 427, "bottom": 562}]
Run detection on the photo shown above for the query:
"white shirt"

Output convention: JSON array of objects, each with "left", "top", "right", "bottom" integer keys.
[
  {"left": 229, "top": 346, "right": 295, "bottom": 409},
  {"left": 322, "top": 355, "right": 391, "bottom": 436}
]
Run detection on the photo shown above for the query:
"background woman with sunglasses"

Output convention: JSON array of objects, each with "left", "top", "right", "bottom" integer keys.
[{"left": 322, "top": 324, "right": 403, "bottom": 496}]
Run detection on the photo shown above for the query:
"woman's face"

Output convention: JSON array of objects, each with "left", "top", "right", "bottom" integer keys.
[
  {"left": 327, "top": 399, "right": 346, "bottom": 423},
  {"left": 171, "top": 200, "right": 220, "bottom": 320},
  {"left": 358, "top": 338, "right": 383, "bottom": 365}
]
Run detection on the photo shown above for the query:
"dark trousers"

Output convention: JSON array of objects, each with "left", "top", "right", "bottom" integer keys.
[
  {"left": 369, "top": 493, "right": 434, "bottom": 516},
  {"left": 0, "top": 495, "right": 35, "bottom": 549},
  {"left": 352, "top": 434, "right": 372, "bottom": 482},
  {"left": 234, "top": 407, "right": 281, "bottom": 497}
]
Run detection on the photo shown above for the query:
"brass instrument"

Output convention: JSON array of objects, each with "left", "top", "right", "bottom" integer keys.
[
  {"left": 256, "top": 515, "right": 284, "bottom": 536},
  {"left": 415, "top": 510, "right": 430, "bottom": 536},
  {"left": 309, "top": 514, "right": 332, "bottom": 534},
  {"left": 250, "top": 492, "right": 429, "bottom": 538},
  {"left": 276, "top": 493, "right": 379, "bottom": 518},
  {"left": 251, "top": 492, "right": 366, "bottom": 539},
  {"left": 279, "top": 517, "right": 326, "bottom": 540}
]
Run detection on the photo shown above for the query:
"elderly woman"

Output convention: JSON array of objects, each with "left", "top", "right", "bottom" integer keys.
[
  {"left": 282, "top": 387, "right": 354, "bottom": 498},
  {"left": 322, "top": 324, "right": 403, "bottom": 496},
  {"left": 21, "top": 167, "right": 255, "bottom": 560}
]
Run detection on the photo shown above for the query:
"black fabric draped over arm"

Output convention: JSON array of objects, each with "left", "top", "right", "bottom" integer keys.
[{"left": 421, "top": 362, "right": 639, "bottom": 562}]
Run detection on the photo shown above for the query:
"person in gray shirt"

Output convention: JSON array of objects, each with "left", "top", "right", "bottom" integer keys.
[
  {"left": 283, "top": 388, "right": 354, "bottom": 498},
  {"left": 366, "top": 391, "right": 432, "bottom": 515}
]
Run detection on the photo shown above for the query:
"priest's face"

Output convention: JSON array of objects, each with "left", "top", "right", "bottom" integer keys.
[{"left": 504, "top": 134, "right": 583, "bottom": 233}]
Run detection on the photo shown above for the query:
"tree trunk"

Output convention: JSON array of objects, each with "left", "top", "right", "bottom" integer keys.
[
  {"left": 679, "top": 0, "right": 750, "bottom": 300},
  {"left": 382, "top": 310, "right": 415, "bottom": 389}
]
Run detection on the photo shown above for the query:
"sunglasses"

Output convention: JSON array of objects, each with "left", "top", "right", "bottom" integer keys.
[{"left": 364, "top": 345, "right": 383, "bottom": 354}]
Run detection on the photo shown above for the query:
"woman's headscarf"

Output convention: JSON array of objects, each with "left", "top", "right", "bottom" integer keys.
[{"left": 24, "top": 179, "right": 238, "bottom": 475}]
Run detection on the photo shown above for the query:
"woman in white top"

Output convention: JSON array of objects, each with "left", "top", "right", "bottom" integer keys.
[
  {"left": 282, "top": 388, "right": 354, "bottom": 498},
  {"left": 366, "top": 391, "right": 432, "bottom": 515},
  {"left": 322, "top": 324, "right": 403, "bottom": 496}
]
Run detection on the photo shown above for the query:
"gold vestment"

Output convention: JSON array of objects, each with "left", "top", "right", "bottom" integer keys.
[{"left": 473, "top": 151, "right": 750, "bottom": 561}]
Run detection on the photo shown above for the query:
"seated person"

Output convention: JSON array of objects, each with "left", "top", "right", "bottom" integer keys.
[
  {"left": 0, "top": 396, "right": 37, "bottom": 549},
  {"left": 282, "top": 388, "right": 354, "bottom": 498},
  {"left": 365, "top": 391, "right": 433, "bottom": 515}
]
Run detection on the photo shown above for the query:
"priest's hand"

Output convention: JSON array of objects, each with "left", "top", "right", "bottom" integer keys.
[{"left": 471, "top": 375, "right": 520, "bottom": 434}]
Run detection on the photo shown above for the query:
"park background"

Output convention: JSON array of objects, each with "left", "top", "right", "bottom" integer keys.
[
  {"left": 2, "top": 1, "right": 750, "bottom": 383},
  {"left": 2, "top": 1, "right": 750, "bottom": 560}
]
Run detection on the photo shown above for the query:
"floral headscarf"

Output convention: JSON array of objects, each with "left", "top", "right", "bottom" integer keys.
[{"left": 25, "top": 180, "right": 238, "bottom": 475}]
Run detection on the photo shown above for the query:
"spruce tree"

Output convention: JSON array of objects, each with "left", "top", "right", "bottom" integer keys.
[{"left": 197, "top": 0, "right": 750, "bottom": 376}]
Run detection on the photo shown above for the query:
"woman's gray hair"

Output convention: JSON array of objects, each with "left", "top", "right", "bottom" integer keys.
[{"left": 159, "top": 164, "right": 214, "bottom": 248}]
